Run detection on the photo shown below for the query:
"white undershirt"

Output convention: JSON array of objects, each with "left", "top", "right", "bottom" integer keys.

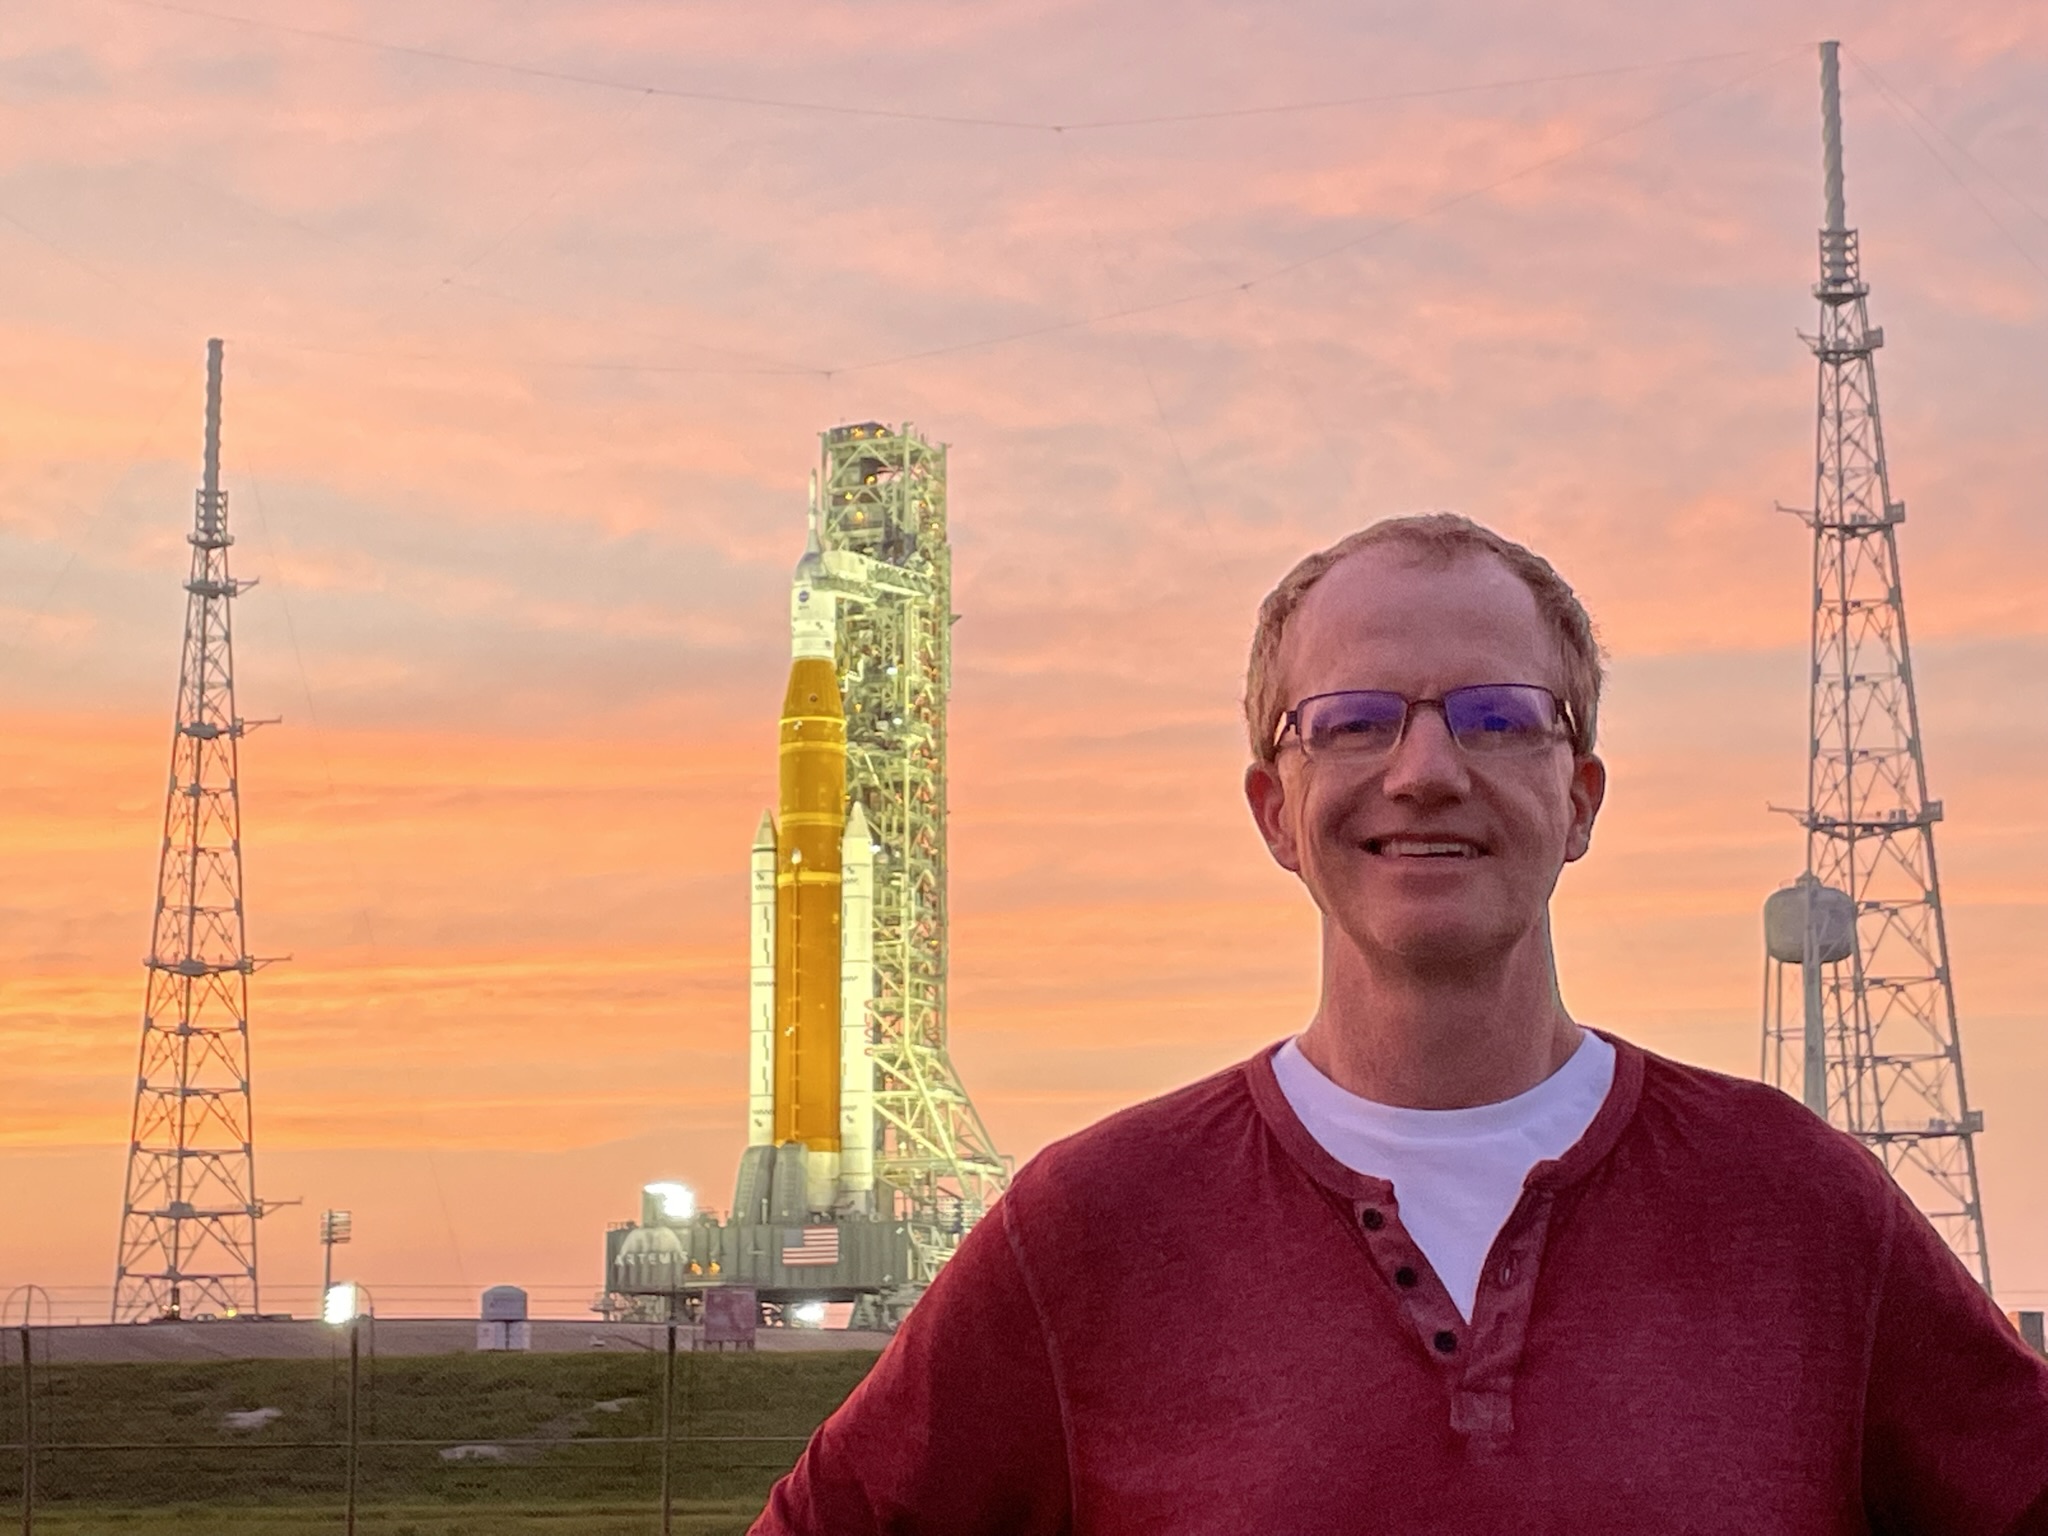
[{"left": 1273, "top": 1028, "right": 1616, "bottom": 1321}]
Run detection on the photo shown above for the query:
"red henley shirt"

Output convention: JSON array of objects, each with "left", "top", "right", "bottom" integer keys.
[{"left": 755, "top": 1036, "right": 2048, "bottom": 1534}]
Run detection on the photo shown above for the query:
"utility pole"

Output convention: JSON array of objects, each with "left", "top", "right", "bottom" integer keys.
[
  {"left": 112, "top": 340, "right": 278, "bottom": 1321},
  {"left": 1761, "top": 43, "right": 1992, "bottom": 1289},
  {"left": 320, "top": 1210, "right": 353, "bottom": 1300}
]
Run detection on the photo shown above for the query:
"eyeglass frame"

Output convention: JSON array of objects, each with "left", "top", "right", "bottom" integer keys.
[{"left": 1272, "top": 683, "right": 1581, "bottom": 760}]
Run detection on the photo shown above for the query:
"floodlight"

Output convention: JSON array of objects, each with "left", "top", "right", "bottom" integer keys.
[
  {"left": 643, "top": 1182, "right": 696, "bottom": 1221},
  {"left": 791, "top": 1300, "right": 826, "bottom": 1327},
  {"left": 322, "top": 1282, "right": 359, "bottom": 1326}
]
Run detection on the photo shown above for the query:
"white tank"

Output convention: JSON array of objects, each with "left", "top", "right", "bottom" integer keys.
[
  {"left": 480, "top": 1284, "right": 528, "bottom": 1322},
  {"left": 1764, "top": 876, "right": 1856, "bottom": 965}
]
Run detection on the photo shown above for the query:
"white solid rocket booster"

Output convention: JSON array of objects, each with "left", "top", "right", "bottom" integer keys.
[{"left": 747, "top": 810, "right": 777, "bottom": 1148}]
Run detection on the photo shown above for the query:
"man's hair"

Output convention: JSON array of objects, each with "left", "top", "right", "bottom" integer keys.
[{"left": 1244, "top": 512, "right": 1604, "bottom": 764}]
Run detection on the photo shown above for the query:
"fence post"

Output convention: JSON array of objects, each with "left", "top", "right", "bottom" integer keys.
[
  {"left": 660, "top": 1321, "right": 677, "bottom": 1536},
  {"left": 17, "top": 1325, "right": 32, "bottom": 1536},
  {"left": 344, "top": 1320, "right": 360, "bottom": 1536}
]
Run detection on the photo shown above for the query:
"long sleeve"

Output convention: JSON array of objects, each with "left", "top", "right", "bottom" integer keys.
[
  {"left": 1862, "top": 1190, "right": 2048, "bottom": 1534},
  {"left": 751, "top": 1197, "right": 1073, "bottom": 1536}
]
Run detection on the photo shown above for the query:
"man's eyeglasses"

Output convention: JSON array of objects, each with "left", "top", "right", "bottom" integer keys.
[{"left": 1275, "top": 684, "right": 1576, "bottom": 761}]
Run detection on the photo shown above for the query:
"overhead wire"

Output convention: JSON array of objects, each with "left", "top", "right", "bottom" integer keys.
[
  {"left": 0, "top": 205, "right": 182, "bottom": 327},
  {"left": 436, "top": 92, "right": 650, "bottom": 286},
  {"left": 0, "top": 386, "right": 188, "bottom": 663},
  {"left": 1050, "top": 50, "right": 1769, "bottom": 130},
  {"left": 1062, "top": 135, "right": 1362, "bottom": 513},
  {"left": 1057, "top": 135, "right": 1219, "bottom": 552},
  {"left": 292, "top": 41, "right": 1788, "bottom": 389},
  {"left": 52, "top": 6, "right": 1805, "bottom": 385},
  {"left": 100, "top": 0, "right": 1769, "bottom": 135},
  {"left": 829, "top": 45, "right": 1808, "bottom": 376},
  {"left": 1843, "top": 48, "right": 2048, "bottom": 290},
  {"left": 256, "top": 337, "right": 823, "bottom": 378},
  {"left": 1042, "top": 49, "right": 1804, "bottom": 538},
  {"left": 239, "top": 464, "right": 474, "bottom": 1287},
  {"left": 1843, "top": 48, "right": 2048, "bottom": 234},
  {"left": 105, "top": 0, "right": 1054, "bottom": 130},
  {"left": 107, "top": 107, "right": 824, "bottom": 379}
]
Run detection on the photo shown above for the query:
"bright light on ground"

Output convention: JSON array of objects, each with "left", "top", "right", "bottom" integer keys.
[
  {"left": 644, "top": 1181, "right": 696, "bottom": 1221},
  {"left": 322, "top": 1282, "right": 359, "bottom": 1326}
]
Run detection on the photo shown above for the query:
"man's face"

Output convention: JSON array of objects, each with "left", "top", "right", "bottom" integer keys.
[{"left": 1245, "top": 546, "right": 1605, "bottom": 978}]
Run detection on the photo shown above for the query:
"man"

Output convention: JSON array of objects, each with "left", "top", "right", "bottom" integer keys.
[{"left": 754, "top": 514, "right": 2048, "bottom": 1534}]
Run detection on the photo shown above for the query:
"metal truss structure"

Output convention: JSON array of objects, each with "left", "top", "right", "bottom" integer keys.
[
  {"left": 113, "top": 341, "right": 277, "bottom": 1321},
  {"left": 1762, "top": 45, "right": 1990, "bottom": 1289},
  {"left": 816, "top": 421, "right": 1008, "bottom": 1284}
]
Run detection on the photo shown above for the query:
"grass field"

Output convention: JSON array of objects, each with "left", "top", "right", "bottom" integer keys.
[
  {"left": 28, "top": 1507, "right": 770, "bottom": 1531},
  {"left": 28, "top": 1502, "right": 766, "bottom": 1534},
  {"left": 0, "top": 1344, "right": 880, "bottom": 1532}
]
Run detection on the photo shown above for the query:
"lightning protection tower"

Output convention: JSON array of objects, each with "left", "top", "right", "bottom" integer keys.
[
  {"left": 112, "top": 340, "right": 275, "bottom": 1322},
  {"left": 1760, "top": 44, "right": 1990, "bottom": 1288},
  {"left": 817, "top": 421, "right": 1008, "bottom": 1284}
]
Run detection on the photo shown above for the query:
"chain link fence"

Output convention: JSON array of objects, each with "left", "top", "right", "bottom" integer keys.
[{"left": 0, "top": 1321, "right": 876, "bottom": 1535}]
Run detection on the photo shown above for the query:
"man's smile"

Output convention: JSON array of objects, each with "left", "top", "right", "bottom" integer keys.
[{"left": 1361, "top": 835, "right": 1486, "bottom": 859}]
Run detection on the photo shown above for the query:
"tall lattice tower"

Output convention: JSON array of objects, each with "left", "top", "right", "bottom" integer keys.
[
  {"left": 817, "top": 421, "right": 1007, "bottom": 1284},
  {"left": 112, "top": 340, "right": 274, "bottom": 1321},
  {"left": 1760, "top": 44, "right": 1991, "bottom": 1288}
]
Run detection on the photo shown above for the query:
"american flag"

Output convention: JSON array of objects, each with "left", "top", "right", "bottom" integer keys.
[{"left": 781, "top": 1226, "right": 840, "bottom": 1267}]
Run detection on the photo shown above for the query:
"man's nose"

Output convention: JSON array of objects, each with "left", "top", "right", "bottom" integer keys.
[{"left": 1380, "top": 706, "right": 1470, "bottom": 801}]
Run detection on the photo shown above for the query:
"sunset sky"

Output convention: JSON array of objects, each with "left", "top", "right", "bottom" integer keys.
[{"left": 4, "top": 0, "right": 2048, "bottom": 1318}]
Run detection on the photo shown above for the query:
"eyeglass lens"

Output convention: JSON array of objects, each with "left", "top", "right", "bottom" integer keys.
[{"left": 1296, "top": 684, "right": 1562, "bottom": 756}]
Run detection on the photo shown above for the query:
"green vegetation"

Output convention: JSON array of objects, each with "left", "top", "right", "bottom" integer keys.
[
  {"left": 29, "top": 1504, "right": 765, "bottom": 1535},
  {"left": 0, "top": 1346, "right": 880, "bottom": 1532}
]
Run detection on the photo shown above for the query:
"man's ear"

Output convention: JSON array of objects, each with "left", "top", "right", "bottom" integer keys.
[
  {"left": 1245, "top": 759, "right": 1302, "bottom": 873},
  {"left": 1562, "top": 752, "right": 1606, "bottom": 863}
]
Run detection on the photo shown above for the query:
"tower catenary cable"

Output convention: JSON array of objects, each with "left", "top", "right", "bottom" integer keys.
[
  {"left": 112, "top": 340, "right": 276, "bottom": 1322},
  {"left": 1760, "top": 43, "right": 1992, "bottom": 1290}
]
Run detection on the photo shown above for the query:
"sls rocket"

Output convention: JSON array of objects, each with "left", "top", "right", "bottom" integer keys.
[{"left": 747, "top": 515, "right": 877, "bottom": 1216}]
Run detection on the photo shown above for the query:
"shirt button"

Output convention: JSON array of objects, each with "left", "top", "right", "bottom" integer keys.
[
  {"left": 1498, "top": 1259, "right": 1516, "bottom": 1286},
  {"left": 1394, "top": 1266, "right": 1418, "bottom": 1288},
  {"left": 1360, "top": 1208, "right": 1386, "bottom": 1231},
  {"left": 1433, "top": 1331, "right": 1458, "bottom": 1355}
]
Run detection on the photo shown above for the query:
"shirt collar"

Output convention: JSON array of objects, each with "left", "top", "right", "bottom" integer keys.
[{"left": 1244, "top": 1029, "right": 1646, "bottom": 1202}]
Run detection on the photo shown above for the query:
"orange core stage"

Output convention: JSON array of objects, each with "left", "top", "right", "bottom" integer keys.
[{"left": 773, "top": 654, "right": 845, "bottom": 1152}]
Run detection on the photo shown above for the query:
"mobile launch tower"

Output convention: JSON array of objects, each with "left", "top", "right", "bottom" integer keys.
[
  {"left": 112, "top": 341, "right": 280, "bottom": 1321},
  {"left": 607, "top": 423, "right": 1006, "bottom": 1322},
  {"left": 797, "top": 422, "right": 1007, "bottom": 1280},
  {"left": 1760, "top": 44, "right": 1991, "bottom": 1288}
]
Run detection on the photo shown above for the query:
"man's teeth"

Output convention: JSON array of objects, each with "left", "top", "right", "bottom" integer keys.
[{"left": 1369, "top": 838, "right": 1479, "bottom": 857}]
